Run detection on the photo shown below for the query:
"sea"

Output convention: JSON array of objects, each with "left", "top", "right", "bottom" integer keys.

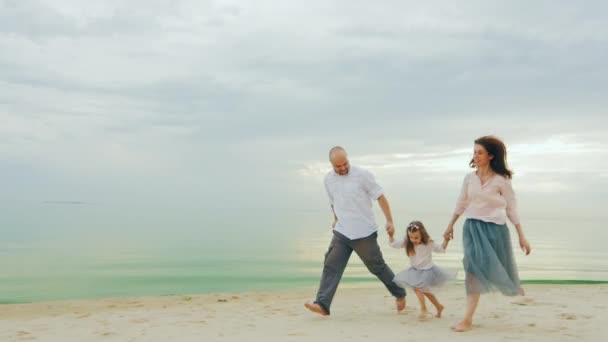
[{"left": 1, "top": 203, "right": 607, "bottom": 303}]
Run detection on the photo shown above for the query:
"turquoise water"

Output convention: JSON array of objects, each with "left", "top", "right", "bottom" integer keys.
[{"left": 1, "top": 203, "right": 607, "bottom": 303}]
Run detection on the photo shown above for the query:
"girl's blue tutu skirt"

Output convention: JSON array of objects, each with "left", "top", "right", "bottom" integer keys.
[{"left": 393, "top": 265, "right": 455, "bottom": 293}]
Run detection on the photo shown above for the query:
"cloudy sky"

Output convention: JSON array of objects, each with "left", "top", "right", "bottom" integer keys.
[{"left": 1, "top": 0, "right": 607, "bottom": 224}]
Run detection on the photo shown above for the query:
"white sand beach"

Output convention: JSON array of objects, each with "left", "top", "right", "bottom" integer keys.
[{"left": 1, "top": 284, "right": 606, "bottom": 342}]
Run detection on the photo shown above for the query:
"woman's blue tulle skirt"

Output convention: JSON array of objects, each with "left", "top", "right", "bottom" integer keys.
[{"left": 462, "top": 218, "right": 522, "bottom": 296}]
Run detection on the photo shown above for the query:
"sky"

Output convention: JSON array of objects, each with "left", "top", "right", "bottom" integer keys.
[{"left": 1, "top": 0, "right": 607, "bottom": 230}]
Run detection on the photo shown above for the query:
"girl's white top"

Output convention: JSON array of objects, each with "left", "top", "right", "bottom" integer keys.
[
  {"left": 390, "top": 239, "right": 445, "bottom": 270},
  {"left": 453, "top": 171, "right": 520, "bottom": 225}
]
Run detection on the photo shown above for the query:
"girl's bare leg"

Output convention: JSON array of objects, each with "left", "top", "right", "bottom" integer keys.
[
  {"left": 414, "top": 289, "right": 428, "bottom": 319},
  {"left": 423, "top": 292, "right": 444, "bottom": 317}
]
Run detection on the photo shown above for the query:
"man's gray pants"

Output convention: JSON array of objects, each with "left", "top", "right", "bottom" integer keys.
[{"left": 314, "top": 230, "right": 406, "bottom": 315}]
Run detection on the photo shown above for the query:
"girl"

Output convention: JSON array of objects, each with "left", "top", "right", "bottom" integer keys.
[
  {"left": 443, "top": 135, "right": 531, "bottom": 332},
  {"left": 389, "top": 220, "right": 453, "bottom": 320}
]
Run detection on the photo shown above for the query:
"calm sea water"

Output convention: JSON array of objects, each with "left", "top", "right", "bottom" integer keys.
[{"left": 1, "top": 203, "right": 607, "bottom": 303}]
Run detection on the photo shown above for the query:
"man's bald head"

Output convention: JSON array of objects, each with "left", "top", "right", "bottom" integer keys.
[
  {"left": 329, "top": 146, "right": 350, "bottom": 175},
  {"left": 329, "top": 146, "right": 347, "bottom": 161}
]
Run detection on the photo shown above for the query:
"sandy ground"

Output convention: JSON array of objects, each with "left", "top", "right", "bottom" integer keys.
[{"left": 1, "top": 283, "right": 606, "bottom": 341}]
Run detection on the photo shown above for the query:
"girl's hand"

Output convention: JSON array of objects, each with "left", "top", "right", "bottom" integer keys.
[
  {"left": 519, "top": 236, "right": 531, "bottom": 255},
  {"left": 443, "top": 224, "right": 454, "bottom": 241}
]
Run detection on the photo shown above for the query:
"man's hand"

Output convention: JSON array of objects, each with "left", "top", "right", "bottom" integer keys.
[{"left": 386, "top": 221, "right": 395, "bottom": 237}]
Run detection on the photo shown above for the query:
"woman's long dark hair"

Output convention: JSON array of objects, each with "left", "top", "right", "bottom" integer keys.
[
  {"left": 469, "top": 135, "right": 513, "bottom": 179},
  {"left": 405, "top": 220, "right": 431, "bottom": 256}
]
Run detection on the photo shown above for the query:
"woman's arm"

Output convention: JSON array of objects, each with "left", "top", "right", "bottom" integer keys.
[
  {"left": 444, "top": 212, "right": 461, "bottom": 241},
  {"left": 500, "top": 178, "right": 521, "bottom": 226},
  {"left": 501, "top": 178, "right": 531, "bottom": 255},
  {"left": 445, "top": 174, "right": 469, "bottom": 240}
]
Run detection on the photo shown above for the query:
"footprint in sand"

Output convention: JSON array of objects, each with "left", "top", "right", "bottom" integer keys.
[
  {"left": 560, "top": 313, "right": 576, "bottom": 320},
  {"left": 16, "top": 331, "right": 35, "bottom": 340}
]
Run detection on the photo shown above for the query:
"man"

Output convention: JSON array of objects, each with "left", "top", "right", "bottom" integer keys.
[{"left": 304, "top": 146, "right": 406, "bottom": 316}]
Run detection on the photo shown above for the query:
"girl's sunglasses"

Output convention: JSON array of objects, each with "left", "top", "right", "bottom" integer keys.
[{"left": 407, "top": 224, "right": 420, "bottom": 232}]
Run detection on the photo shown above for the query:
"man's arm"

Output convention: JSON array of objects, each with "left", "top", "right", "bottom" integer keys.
[
  {"left": 324, "top": 177, "right": 337, "bottom": 229},
  {"left": 331, "top": 205, "right": 338, "bottom": 228},
  {"left": 377, "top": 195, "right": 394, "bottom": 235}
]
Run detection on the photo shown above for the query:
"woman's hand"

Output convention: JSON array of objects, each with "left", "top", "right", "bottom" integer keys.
[
  {"left": 519, "top": 236, "right": 531, "bottom": 255},
  {"left": 443, "top": 224, "right": 454, "bottom": 241}
]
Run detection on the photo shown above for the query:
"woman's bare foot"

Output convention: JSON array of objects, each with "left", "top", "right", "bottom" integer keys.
[
  {"left": 451, "top": 320, "right": 473, "bottom": 332},
  {"left": 304, "top": 302, "right": 328, "bottom": 316},
  {"left": 396, "top": 297, "right": 406, "bottom": 312},
  {"left": 418, "top": 310, "right": 429, "bottom": 320},
  {"left": 435, "top": 304, "right": 444, "bottom": 318}
]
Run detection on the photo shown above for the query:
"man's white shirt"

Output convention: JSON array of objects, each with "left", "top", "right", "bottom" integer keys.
[{"left": 324, "top": 166, "right": 384, "bottom": 239}]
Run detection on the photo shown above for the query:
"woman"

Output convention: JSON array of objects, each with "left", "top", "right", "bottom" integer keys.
[{"left": 444, "top": 135, "right": 531, "bottom": 332}]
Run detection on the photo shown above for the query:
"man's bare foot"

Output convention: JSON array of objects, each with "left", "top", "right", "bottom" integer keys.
[
  {"left": 435, "top": 304, "right": 444, "bottom": 318},
  {"left": 304, "top": 302, "right": 328, "bottom": 316},
  {"left": 396, "top": 297, "right": 406, "bottom": 312},
  {"left": 418, "top": 310, "right": 429, "bottom": 320},
  {"left": 451, "top": 320, "right": 473, "bottom": 332}
]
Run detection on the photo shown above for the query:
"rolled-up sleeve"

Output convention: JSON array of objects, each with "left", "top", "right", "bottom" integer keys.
[
  {"left": 362, "top": 170, "right": 384, "bottom": 200},
  {"left": 432, "top": 241, "right": 446, "bottom": 253},
  {"left": 324, "top": 177, "right": 334, "bottom": 205},
  {"left": 500, "top": 178, "right": 521, "bottom": 225},
  {"left": 390, "top": 239, "right": 405, "bottom": 249},
  {"left": 454, "top": 174, "right": 470, "bottom": 215}
]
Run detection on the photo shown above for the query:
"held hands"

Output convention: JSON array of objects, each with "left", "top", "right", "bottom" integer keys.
[
  {"left": 386, "top": 221, "right": 395, "bottom": 237},
  {"left": 443, "top": 224, "right": 454, "bottom": 241},
  {"left": 519, "top": 236, "right": 531, "bottom": 255}
]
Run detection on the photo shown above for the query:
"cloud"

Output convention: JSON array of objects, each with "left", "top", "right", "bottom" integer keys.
[
  {"left": 1, "top": 1, "right": 607, "bottom": 215},
  {"left": 298, "top": 132, "right": 608, "bottom": 195}
]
